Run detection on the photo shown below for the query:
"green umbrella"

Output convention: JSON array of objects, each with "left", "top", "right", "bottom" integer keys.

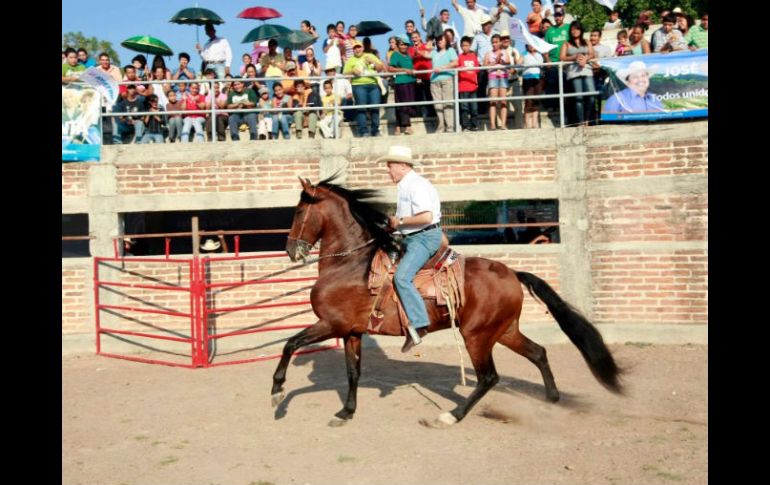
[
  {"left": 241, "top": 24, "right": 291, "bottom": 43},
  {"left": 169, "top": 6, "right": 224, "bottom": 26},
  {"left": 276, "top": 30, "right": 316, "bottom": 51},
  {"left": 169, "top": 5, "right": 224, "bottom": 43},
  {"left": 121, "top": 36, "right": 174, "bottom": 56}
]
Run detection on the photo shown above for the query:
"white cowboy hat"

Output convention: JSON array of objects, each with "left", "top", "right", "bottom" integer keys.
[
  {"left": 375, "top": 145, "right": 419, "bottom": 166},
  {"left": 617, "top": 61, "right": 658, "bottom": 84},
  {"left": 200, "top": 239, "right": 221, "bottom": 251},
  {"left": 480, "top": 14, "right": 493, "bottom": 25}
]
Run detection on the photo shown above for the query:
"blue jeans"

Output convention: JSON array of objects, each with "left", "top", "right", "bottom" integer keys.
[
  {"left": 182, "top": 117, "right": 205, "bottom": 143},
  {"left": 570, "top": 76, "right": 595, "bottom": 124},
  {"left": 167, "top": 116, "right": 183, "bottom": 142},
  {"left": 208, "top": 63, "right": 226, "bottom": 80},
  {"left": 459, "top": 91, "right": 478, "bottom": 129},
  {"left": 118, "top": 120, "right": 145, "bottom": 143},
  {"left": 271, "top": 113, "right": 292, "bottom": 139},
  {"left": 229, "top": 112, "right": 258, "bottom": 140},
  {"left": 140, "top": 133, "right": 165, "bottom": 143},
  {"left": 352, "top": 83, "right": 381, "bottom": 136},
  {"left": 393, "top": 227, "right": 442, "bottom": 329}
]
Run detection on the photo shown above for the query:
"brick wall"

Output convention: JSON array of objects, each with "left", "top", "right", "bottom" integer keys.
[
  {"left": 591, "top": 250, "right": 707, "bottom": 324},
  {"left": 586, "top": 139, "right": 708, "bottom": 179},
  {"left": 62, "top": 163, "right": 93, "bottom": 198},
  {"left": 346, "top": 149, "right": 558, "bottom": 187},
  {"left": 588, "top": 193, "right": 708, "bottom": 243},
  {"left": 62, "top": 263, "right": 91, "bottom": 334},
  {"left": 116, "top": 159, "right": 320, "bottom": 196}
]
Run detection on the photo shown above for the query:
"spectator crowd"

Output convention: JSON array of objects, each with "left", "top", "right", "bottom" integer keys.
[{"left": 62, "top": 1, "right": 708, "bottom": 143}]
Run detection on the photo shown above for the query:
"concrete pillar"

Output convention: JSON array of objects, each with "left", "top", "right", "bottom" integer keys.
[
  {"left": 554, "top": 127, "right": 594, "bottom": 318},
  {"left": 87, "top": 163, "right": 120, "bottom": 257}
]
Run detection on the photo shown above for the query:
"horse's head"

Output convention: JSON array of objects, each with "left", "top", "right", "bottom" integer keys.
[{"left": 286, "top": 177, "right": 327, "bottom": 262}]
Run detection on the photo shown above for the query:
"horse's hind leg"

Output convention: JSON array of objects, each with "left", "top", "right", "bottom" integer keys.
[
  {"left": 423, "top": 336, "right": 499, "bottom": 428},
  {"left": 498, "top": 329, "right": 560, "bottom": 402},
  {"left": 329, "top": 332, "right": 362, "bottom": 427},
  {"left": 271, "top": 320, "right": 334, "bottom": 407}
]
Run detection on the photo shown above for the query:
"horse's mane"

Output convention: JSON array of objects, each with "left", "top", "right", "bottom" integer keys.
[{"left": 301, "top": 174, "right": 400, "bottom": 254}]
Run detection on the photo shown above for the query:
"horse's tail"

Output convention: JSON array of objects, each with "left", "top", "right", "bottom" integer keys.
[{"left": 515, "top": 271, "right": 623, "bottom": 394}]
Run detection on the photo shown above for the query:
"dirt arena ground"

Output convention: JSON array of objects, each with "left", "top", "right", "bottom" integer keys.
[{"left": 62, "top": 342, "right": 707, "bottom": 485}]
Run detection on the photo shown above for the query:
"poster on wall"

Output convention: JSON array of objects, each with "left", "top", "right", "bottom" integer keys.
[
  {"left": 600, "top": 50, "right": 708, "bottom": 121},
  {"left": 62, "top": 84, "right": 101, "bottom": 161}
]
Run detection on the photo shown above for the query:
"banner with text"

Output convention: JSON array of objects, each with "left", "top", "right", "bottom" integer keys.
[{"left": 600, "top": 50, "right": 708, "bottom": 121}]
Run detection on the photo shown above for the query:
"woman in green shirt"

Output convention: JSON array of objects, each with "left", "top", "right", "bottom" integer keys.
[{"left": 388, "top": 39, "right": 418, "bottom": 135}]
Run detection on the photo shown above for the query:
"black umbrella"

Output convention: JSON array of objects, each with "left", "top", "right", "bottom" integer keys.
[{"left": 355, "top": 21, "right": 392, "bottom": 37}]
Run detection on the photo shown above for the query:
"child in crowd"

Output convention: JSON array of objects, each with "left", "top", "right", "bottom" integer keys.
[
  {"left": 292, "top": 79, "right": 320, "bottom": 139},
  {"left": 271, "top": 83, "right": 293, "bottom": 140},
  {"left": 318, "top": 79, "right": 342, "bottom": 138},
  {"left": 240, "top": 53, "right": 252, "bottom": 76},
  {"left": 165, "top": 90, "right": 184, "bottom": 142},
  {"left": 457, "top": 36, "right": 479, "bottom": 131},
  {"left": 521, "top": 43, "right": 544, "bottom": 129},
  {"left": 256, "top": 86, "right": 273, "bottom": 140},
  {"left": 615, "top": 29, "right": 631, "bottom": 56}
]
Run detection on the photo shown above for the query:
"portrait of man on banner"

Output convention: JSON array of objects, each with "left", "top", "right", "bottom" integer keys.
[
  {"left": 62, "top": 85, "right": 102, "bottom": 161},
  {"left": 603, "top": 60, "right": 664, "bottom": 114}
]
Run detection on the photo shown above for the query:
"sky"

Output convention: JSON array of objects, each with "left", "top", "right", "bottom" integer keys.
[{"left": 62, "top": 0, "right": 495, "bottom": 69}]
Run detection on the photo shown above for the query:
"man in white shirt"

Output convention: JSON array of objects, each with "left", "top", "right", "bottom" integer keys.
[
  {"left": 379, "top": 145, "right": 443, "bottom": 352},
  {"left": 196, "top": 22, "right": 232, "bottom": 80},
  {"left": 452, "top": 0, "right": 486, "bottom": 38}
]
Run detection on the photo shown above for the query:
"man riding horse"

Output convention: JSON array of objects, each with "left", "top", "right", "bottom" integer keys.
[{"left": 380, "top": 145, "right": 443, "bottom": 353}]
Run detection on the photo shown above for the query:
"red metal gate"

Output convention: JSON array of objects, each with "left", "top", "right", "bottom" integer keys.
[{"left": 93, "top": 251, "right": 338, "bottom": 368}]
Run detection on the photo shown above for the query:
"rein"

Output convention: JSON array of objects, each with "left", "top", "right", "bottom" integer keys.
[{"left": 299, "top": 238, "right": 377, "bottom": 266}]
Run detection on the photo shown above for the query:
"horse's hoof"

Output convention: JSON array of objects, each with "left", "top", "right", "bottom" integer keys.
[
  {"left": 419, "top": 411, "right": 458, "bottom": 429},
  {"left": 546, "top": 392, "right": 560, "bottom": 403},
  {"left": 328, "top": 417, "right": 351, "bottom": 427},
  {"left": 271, "top": 391, "right": 285, "bottom": 408}
]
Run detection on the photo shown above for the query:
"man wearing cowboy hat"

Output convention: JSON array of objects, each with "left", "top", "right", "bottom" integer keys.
[
  {"left": 378, "top": 145, "right": 442, "bottom": 352},
  {"left": 604, "top": 60, "right": 665, "bottom": 114}
]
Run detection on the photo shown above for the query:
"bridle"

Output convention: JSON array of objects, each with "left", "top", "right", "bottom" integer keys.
[{"left": 287, "top": 185, "right": 376, "bottom": 264}]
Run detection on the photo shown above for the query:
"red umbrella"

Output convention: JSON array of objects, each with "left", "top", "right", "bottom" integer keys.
[{"left": 237, "top": 6, "right": 282, "bottom": 21}]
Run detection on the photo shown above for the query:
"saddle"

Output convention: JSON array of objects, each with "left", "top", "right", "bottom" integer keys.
[{"left": 366, "top": 233, "right": 466, "bottom": 336}]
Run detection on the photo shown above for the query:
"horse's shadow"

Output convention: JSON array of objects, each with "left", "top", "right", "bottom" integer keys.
[{"left": 273, "top": 337, "right": 592, "bottom": 420}]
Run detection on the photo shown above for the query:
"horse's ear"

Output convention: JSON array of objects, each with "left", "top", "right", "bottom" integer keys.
[{"left": 299, "top": 176, "right": 312, "bottom": 192}]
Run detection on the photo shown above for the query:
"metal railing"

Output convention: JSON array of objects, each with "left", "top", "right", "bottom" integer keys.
[{"left": 87, "top": 60, "right": 601, "bottom": 142}]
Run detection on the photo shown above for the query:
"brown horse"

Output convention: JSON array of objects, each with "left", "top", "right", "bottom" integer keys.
[{"left": 272, "top": 177, "right": 622, "bottom": 427}]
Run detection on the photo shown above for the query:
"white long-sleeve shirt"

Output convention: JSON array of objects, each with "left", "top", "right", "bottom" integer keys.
[{"left": 201, "top": 36, "right": 233, "bottom": 68}]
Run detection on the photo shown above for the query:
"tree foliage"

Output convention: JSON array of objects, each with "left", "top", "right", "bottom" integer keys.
[
  {"left": 564, "top": 0, "right": 709, "bottom": 32},
  {"left": 62, "top": 32, "right": 120, "bottom": 65}
]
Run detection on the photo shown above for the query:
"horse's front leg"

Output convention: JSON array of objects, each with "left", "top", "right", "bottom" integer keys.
[
  {"left": 271, "top": 319, "right": 334, "bottom": 407},
  {"left": 329, "top": 332, "right": 362, "bottom": 427}
]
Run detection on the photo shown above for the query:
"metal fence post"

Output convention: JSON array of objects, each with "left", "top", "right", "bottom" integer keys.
[
  {"left": 210, "top": 79, "right": 216, "bottom": 142},
  {"left": 453, "top": 69, "right": 461, "bottom": 133},
  {"left": 558, "top": 62, "right": 565, "bottom": 128}
]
